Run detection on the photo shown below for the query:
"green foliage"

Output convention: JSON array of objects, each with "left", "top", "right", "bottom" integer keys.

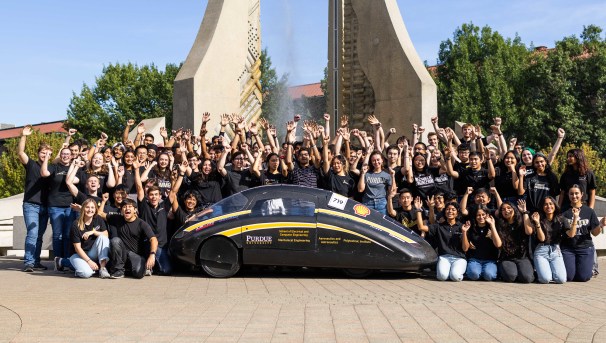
[
  {"left": 260, "top": 48, "right": 290, "bottom": 127},
  {"left": 0, "top": 129, "right": 65, "bottom": 198},
  {"left": 551, "top": 143, "right": 606, "bottom": 197},
  {"left": 434, "top": 23, "right": 606, "bottom": 157},
  {"left": 65, "top": 62, "right": 180, "bottom": 142}
]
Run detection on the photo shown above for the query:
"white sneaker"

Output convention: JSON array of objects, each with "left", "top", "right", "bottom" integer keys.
[
  {"left": 145, "top": 269, "right": 152, "bottom": 276},
  {"left": 99, "top": 267, "right": 110, "bottom": 279}
]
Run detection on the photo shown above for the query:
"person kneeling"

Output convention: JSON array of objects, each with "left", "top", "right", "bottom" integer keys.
[
  {"left": 98, "top": 196, "right": 157, "bottom": 279},
  {"left": 68, "top": 198, "right": 110, "bottom": 278}
]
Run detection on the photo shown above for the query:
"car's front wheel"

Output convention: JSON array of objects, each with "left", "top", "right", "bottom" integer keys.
[{"left": 199, "top": 236, "right": 241, "bottom": 278}]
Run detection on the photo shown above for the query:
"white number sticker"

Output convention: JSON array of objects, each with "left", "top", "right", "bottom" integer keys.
[{"left": 328, "top": 193, "right": 348, "bottom": 210}]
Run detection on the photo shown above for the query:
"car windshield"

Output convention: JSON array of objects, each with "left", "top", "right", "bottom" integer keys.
[{"left": 188, "top": 193, "right": 248, "bottom": 223}]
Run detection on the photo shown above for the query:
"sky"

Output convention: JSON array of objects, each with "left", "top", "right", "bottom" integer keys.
[{"left": 0, "top": 0, "right": 605, "bottom": 127}]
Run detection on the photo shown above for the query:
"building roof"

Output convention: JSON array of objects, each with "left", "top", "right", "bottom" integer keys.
[
  {"left": 0, "top": 121, "right": 66, "bottom": 140},
  {"left": 288, "top": 83, "right": 323, "bottom": 99}
]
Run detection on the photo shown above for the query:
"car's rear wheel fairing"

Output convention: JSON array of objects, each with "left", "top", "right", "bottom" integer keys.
[
  {"left": 199, "top": 236, "right": 241, "bottom": 278},
  {"left": 342, "top": 268, "right": 374, "bottom": 278}
]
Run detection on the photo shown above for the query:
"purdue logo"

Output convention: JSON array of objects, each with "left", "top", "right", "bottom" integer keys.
[{"left": 246, "top": 235, "right": 273, "bottom": 244}]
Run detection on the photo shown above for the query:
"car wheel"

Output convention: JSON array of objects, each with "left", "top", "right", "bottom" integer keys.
[
  {"left": 199, "top": 236, "right": 241, "bottom": 278},
  {"left": 343, "top": 268, "right": 374, "bottom": 278}
]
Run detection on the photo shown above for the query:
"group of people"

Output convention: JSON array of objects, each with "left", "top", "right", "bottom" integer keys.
[{"left": 18, "top": 112, "right": 604, "bottom": 283}]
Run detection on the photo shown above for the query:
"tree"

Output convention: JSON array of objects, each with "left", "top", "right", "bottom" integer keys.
[
  {"left": 435, "top": 23, "right": 530, "bottom": 133},
  {"left": 65, "top": 62, "right": 180, "bottom": 142},
  {"left": 259, "top": 48, "right": 291, "bottom": 131},
  {"left": 0, "top": 129, "right": 65, "bottom": 198}
]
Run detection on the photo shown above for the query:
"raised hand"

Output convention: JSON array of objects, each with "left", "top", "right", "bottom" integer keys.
[
  {"left": 240, "top": 143, "right": 249, "bottom": 152},
  {"left": 557, "top": 128, "right": 565, "bottom": 138},
  {"left": 236, "top": 116, "right": 246, "bottom": 130},
  {"left": 22, "top": 125, "right": 33, "bottom": 136},
  {"left": 137, "top": 123, "right": 145, "bottom": 134},
  {"left": 509, "top": 137, "right": 517, "bottom": 146},
  {"left": 293, "top": 114, "right": 301, "bottom": 122},
  {"left": 361, "top": 163, "right": 369, "bottom": 174},
  {"left": 267, "top": 126, "right": 277, "bottom": 137},
  {"left": 417, "top": 127, "right": 426, "bottom": 135},
  {"left": 220, "top": 113, "right": 230, "bottom": 126},
  {"left": 68, "top": 128, "right": 77, "bottom": 136},
  {"left": 249, "top": 122, "right": 258, "bottom": 135},
  {"left": 517, "top": 199, "right": 527, "bottom": 213},
  {"left": 202, "top": 112, "right": 211, "bottom": 123},
  {"left": 340, "top": 114, "right": 348, "bottom": 128},
  {"left": 117, "top": 166, "right": 125, "bottom": 178},
  {"left": 572, "top": 207, "right": 580, "bottom": 219},
  {"left": 286, "top": 121, "right": 295, "bottom": 133},
  {"left": 100, "top": 132, "right": 108, "bottom": 141},
  {"left": 389, "top": 128, "right": 397, "bottom": 135},
  {"left": 159, "top": 127, "right": 167, "bottom": 138},
  {"left": 323, "top": 113, "right": 330, "bottom": 121},
  {"left": 467, "top": 187, "right": 474, "bottom": 195},
  {"left": 431, "top": 116, "right": 438, "bottom": 124},
  {"left": 531, "top": 212, "right": 540, "bottom": 225},
  {"left": 102, "top": 193, "right": 109, "bottom": 202},
  {"left": 519, "top": 165, "right": 526, "bottom": 175},
  {"left": 413, "top": 196, "right": 423, "bottom": 210},
  {"left": 485, "top": 215, "right": 495, "bottom": 226},
  {"left": 127, "top": 119, "right": 135, "bottom": 126},
  {"left": 367, "top": 114, "right": 380, "bottom": 126},
  {"left": 178, "top": 160, "right": 188, "bottom": 174},
  {"left": 462, "top": 221, "right": 471, "bottom": 232},
  {"left": 351, "top": 128, "right": 360, "bottom": 137}
]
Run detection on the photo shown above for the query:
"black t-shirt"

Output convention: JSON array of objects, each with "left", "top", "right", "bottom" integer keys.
[
  {"left": 138, "top": 199, "right": 171, "bottom": 247},
  {"left": 523, "top": 173, "right": 559, "bottom": 212},
  {"left": 46, "top": 163, "right": 73, "bottom": 207},
  {"left": 394, "top": 208, "right": 425, "bottom": 236},
  {"left": 427, "top": 222, "right": 465, "bottom": 258},
  {"left": 453, "top": 161, "right": 469, "bottom": 195},
  {"left": 224, "top": 167, "right": 257, "bottom": 195},
  {"left": 466, "top": 225, "right": 499, "bottom": 261},
  {"left": 148, "top": 169, "right": 172, "bottom": 198},
  {"left": 538, "top": 217, "right": 564, "bottom": 246},
  {"left": 430, "top": 167, "right": 453, "bottom": 195},
  {"left": 70, "top": 216, "right": 107, "bottom": 252},
  {"left": 106, "top": 214, "right": 155, "bottom": 255},
  {"left": 23, "top": 159, "right": 48, "bottom": 205},
  {"left": 190, "top": 171, "right": 223, "bottom": 205},
  {"left": 74, "top": 191, "right": 102, "bottom": 207},
  {"left": 323, "top": 171, "right": 355, "bottom": 198},
  {"left": 497, "top": 221, "right": 529, "bottom": 260},
  {"left": 260, "top": 170, "right": 289, "bottom": 186},
  {"left": 458, "top": 168, "right": 492, "bottom": 195},
  {"left": 559, "top": 170, "right": 597, "bottom": 211},
  {"left": 561, "top": 205, "right": 599, "bottom": 250},
  {"left": 494, "top": 164, "right": 517, "bottom": 199},
  {"left": 77, "top": 169, "right": 109, "bottom": 193},
  {"left": 411, "top": 170, "right": 436, "bottom": 201}
]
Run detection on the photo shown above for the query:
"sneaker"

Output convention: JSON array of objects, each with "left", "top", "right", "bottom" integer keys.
[
  {"left": 33, "top": 263, "right": 48, "bottom": 271},
  {"left": 23, "top": 265, "right": 34, "bottom": 272},
  {"left": 99, "top": 267, "right": 110, "bottom": 279},
  {"left": 110, "top": 271, "right": 125, "bottom": 279},
  {"left": 53, "top": 257, "right": 64, "bottom": 272},
  {"left": 144, "top": 269, "right": 152, "bottom": 276}
]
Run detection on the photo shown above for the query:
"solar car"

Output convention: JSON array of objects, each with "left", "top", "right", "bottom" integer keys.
[{"left": 170, "top": 185, "right": 437, "bottom": 277}]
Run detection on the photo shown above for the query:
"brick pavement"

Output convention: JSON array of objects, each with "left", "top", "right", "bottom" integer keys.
[{"left": 1, "top": 257, "right": 606, "bottom": 343}]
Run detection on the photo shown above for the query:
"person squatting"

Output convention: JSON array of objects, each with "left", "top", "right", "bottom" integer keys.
[{"left": 18, "top": 112, "right": 605, "bottom": 282}]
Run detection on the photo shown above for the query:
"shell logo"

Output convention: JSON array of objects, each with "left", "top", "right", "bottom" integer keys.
[{"left": 353, "top": 204, "right": 371, "bottom": 217}]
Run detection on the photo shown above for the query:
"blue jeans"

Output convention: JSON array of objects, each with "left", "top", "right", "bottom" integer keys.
[
  {"left": 22, "top": 202, "right": 48, "bottom": 266},
  {"left": 562, "top": 245, "right": 594, "bottom": 282},
  {"left": 436, "top": 254, "right": 467, "bottom": 281},
  {"left": 534, "top": 244, "right": 566, "bottom": 284},
  {"left": 155, "top": 246, "right": 172, "bottom": 275},
  {"left": 363, "top": 197, "right": 387, "bottom": 215},
  {"left": 69, "top": 236, "right": 110, "bottom": 278},
  {"left": 465, "top": 258, "right": 498, "bottom": 281},
  {"left": 48, "top": 207, "right": 73, "bottom": 258}
]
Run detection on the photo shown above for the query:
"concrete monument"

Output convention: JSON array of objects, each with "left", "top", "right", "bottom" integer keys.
[
  {"left": 327, "top": 0, "right": 437, "bottom": 134},
  {"left": 173, "top": 0, "right": 262, "bottom": 135}
]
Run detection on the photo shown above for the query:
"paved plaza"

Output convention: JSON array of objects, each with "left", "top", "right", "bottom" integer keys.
[{"left": 1, "top": 256, "right": 606, "bottom": 343}]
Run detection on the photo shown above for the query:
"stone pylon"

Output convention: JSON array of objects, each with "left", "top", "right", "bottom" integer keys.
[
  {"left": 328, "top": 0, "right": 437, "bottom": 136},
  {"left": 173, "top": 0, "right": 262, "bottom": 136}
]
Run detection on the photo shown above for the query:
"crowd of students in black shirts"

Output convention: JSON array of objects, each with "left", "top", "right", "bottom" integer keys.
[{"left": 18, "top": 112, "right": 605, "bottom": 282}]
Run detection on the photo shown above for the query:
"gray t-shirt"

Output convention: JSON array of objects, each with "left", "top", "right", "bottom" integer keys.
[{"left": 363, "top": 170, "right": 392, "bottom": 201}]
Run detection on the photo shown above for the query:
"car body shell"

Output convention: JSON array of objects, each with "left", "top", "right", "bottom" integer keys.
[{"left": 170, "top": 185, "right": 437, "bottom": 273}]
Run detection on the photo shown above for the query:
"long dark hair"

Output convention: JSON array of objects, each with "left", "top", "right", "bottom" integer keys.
[
  {"left": 471, "top": 205, "right": 491, "bottom": 229},
  {"left": 496, "top": 202, "right": 524, "bottom": 256},
  {"left": 538, "top": 196, "right": 563, "bottom": 243},
  {"left": 565, "top": 148, "right": 590, "bottom": 176}
]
